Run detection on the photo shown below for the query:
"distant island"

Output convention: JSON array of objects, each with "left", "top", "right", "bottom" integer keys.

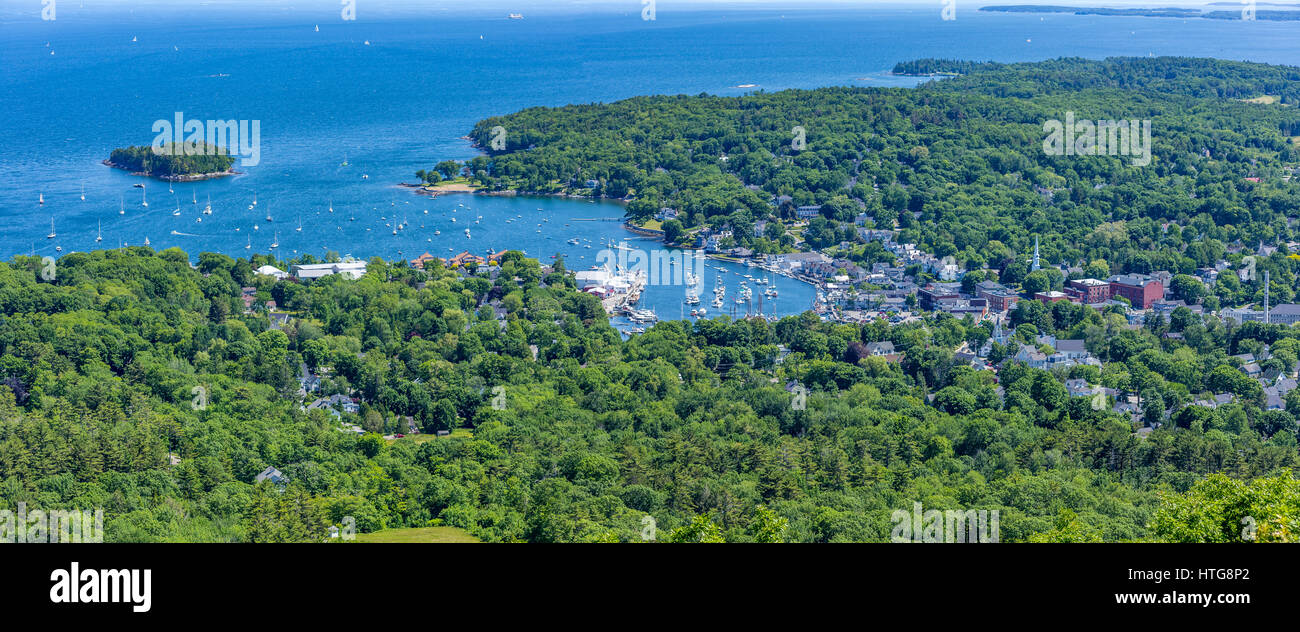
[
  {"left": 103, "top": 143, "right": 238, "bottom": 181},
  {"left": 980, "top": 4, "right": 1300, "bottom": 20},
  {"left": 892, "top": 59, "right": 993, "bottom": 77}
]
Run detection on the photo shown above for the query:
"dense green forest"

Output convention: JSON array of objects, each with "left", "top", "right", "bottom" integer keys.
[
  {"left": 5, "top": 57, "right": 1299, "bottom": 542},
  {"left": 107, "top": 143, "right": 235, "bottom": 178},
  {"left": 0, "top": 244, "right": 1296, "bottom": 542},
  {"left": 462, "top": 57, "right": 1300, "bottom": 307}
]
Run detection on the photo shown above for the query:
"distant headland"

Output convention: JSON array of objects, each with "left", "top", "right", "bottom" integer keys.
[{"left": 980, "top": 4, "right": 1300, "bottom": 21}]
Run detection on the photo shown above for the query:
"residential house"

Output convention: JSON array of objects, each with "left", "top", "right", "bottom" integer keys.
[{"left": 256, "top": 467, "right": 288, "bottom": 485}]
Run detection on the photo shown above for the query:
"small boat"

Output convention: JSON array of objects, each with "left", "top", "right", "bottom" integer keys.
[
  {"left": 204, "top": 195, "right": 212, "bottom": 215},
  {"left": 144, "top": 237, "right": 150, "bottom": 247},
  {"left": 46, "top": 218, "right": 56, "bottom": 239},
  {"left": 192, "top": 191, "right": 197, "bottom": 204},
  {"left": 245, "top": 236, "right": 251, "bottom": 250},
  {"left": 80, "top": 185, "right": 85, "bottom": 201},
  {"left": 271, "top": 233, "right": 279, "bottom": 248},
  {"left": 38, "top": 193, "right": 44, "bottom": 205},
  {"left": 315, "top": 24, "right": 319, "bottom": 32},
  {"left": 296, "top": 216, "right": 303, "bottom": 232},
  {"left": 95, "top": 221, "right": 103, "bottom": 243},
  {"left": 328, "top": 200, "right": 334, "bottom": 213},
  {"left": 141, "top": 186, "right": 148, "bottom": 207},
  {"left": 119, "top": 198, "right": 125, "bottom": 215}
]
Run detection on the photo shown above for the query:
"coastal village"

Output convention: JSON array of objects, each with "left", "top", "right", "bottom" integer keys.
[{"left": 227, "top": 187, "right": 1300, "bottom": 447}]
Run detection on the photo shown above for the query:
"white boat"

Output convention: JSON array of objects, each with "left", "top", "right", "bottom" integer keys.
[
  {"left": 144, "top": 236, "right": 151, "bottom": 247},
  {"left": 95, "top": 221, "right": 103, "bottom": 243},
  {"left": 192, "top": 191, "right": 197, "bottom": 205},
  {"left": 296, "top": 216, "right": 303, "bottom": 232},
  {"left": 271, "top": 233, "right": 279, "bottom": 248},
  {"left": 245, "top": 236, "right": 251, "bottom": 250},
  {"left": 119, "top": 198, "right": 125, "bottom": 215},
  {"left": 39, "top": 193, "right": 44, "bottom": 205},
  {"left": 80, "top": 185, "right": 85, "bottom": 201},
  {"left": 140, "top": 186, "right": 148, "bottom": 207},
  {"left": 46, "top": 218, "right": 56, "bottom": 239}
]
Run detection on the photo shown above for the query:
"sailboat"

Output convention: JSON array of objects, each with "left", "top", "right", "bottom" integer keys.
[
  {"left": 315, "top": 24, "right": 320, "bottom": 32},
  {"left": 39, "top": 193, "right": 44, "bottom": 205},
  {"left": 192, "top": 191, "right": 197, "bottom": 205},
  {"left": 203, "top": 195, "right": 212, "bottom": 215},
  {"left": 144, "top": 236, "right": 150, "bottom": 247},
  {"left": 96, "top": 221, "right": 103, "bottom": 243},
  {"left": 140, "top": 185, "right": 148, "bottom": 207},
  {"left": 296, "top": 215, "right": 303, "bottom": 232},
  {"left": 245, "top": 236, "right": 251, "bottom": 250},
  {"left": 46, "top": 218, "right": 56, "bottom": 239},
  {"left": 328, "top": 200, "right": 334, "bottom": 214},
  {"left": 80, "top": 185, "right": 85, "bottom": 201},
  {"left": 119, "top": 197, "right": 125, "bottom": 215},
  {"left": 270, "top": 232, "right": 279, "bottom": 249}
]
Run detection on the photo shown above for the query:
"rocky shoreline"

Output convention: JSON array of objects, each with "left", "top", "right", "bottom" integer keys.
[{"left": 102, "top": 160, "right": 239, "bottom": 182}]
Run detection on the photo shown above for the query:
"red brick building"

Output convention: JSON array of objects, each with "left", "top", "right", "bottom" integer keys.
[
  {"left": 1066, "top": 278, "right": 1111, "bottom": 304},
  {"left": 1109, "top": 274, "right": 1163, "bottom": 309}
]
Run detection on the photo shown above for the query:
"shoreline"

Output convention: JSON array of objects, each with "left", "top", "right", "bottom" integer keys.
[{"left": 102, "top": 160, "right": 239, "bottom": 182}]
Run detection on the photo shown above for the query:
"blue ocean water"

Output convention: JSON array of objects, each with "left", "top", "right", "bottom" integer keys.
[{"left": 2, "top": 1, "right": 1299, "bottom": 319}]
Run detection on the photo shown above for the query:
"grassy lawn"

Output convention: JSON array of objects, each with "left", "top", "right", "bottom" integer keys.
[
  {"left": 640, "top": 218, "right": 663, "bottom": 231},
  {"left": 353, "top": 527, "right": 479, "bottom": 543},
  {"left": 385, "top": 428, "right": 473, "bottom": 445},
  {"left": 1241, "top": 95, "right": 1282, "bottom": 105},
  {"left": 425, "top": 177, "right": 480, "bottom": 192}
]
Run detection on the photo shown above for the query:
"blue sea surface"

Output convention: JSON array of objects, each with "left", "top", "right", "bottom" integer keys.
[{"left": 2, "top": 1, "right": 1298, "bottom": 319}]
